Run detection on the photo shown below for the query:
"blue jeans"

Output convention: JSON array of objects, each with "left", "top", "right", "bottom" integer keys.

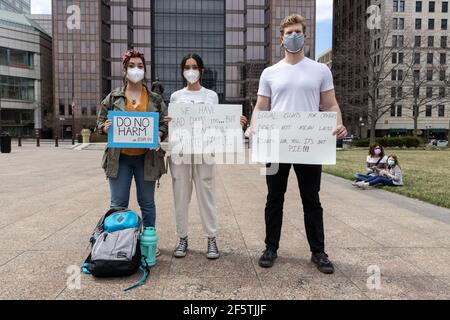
[
  {"left": 364, "top": 176, "right": 395, "bottom": 187},
  {"left": 109, "top": 154, "right": 156, "bottom": 227},
  {"left": 354, "top": 173, "right": 375, "bottom": 181}
]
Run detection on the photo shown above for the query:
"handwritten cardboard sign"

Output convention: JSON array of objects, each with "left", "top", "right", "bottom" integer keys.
[
  {"left": 252, "top": 112, "right": 337, "bottom": 165},
  {"left": 169, "top": 103, "right": 244, "bottom": 155},
  {"left": 107, "top": 111, "right": 159, "bottom": 149}
]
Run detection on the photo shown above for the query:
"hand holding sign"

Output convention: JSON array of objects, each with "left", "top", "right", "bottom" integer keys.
[{"left": 107, "top": 111, "right": 159, "bottom": 149}]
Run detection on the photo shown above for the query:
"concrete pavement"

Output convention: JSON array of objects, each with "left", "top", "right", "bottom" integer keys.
[{"left": 0, "top": 144, "right": 450, "bottom": 300}]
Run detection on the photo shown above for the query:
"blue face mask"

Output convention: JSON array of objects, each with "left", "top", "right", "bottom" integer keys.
[{"left": 283, "top": 32, "right": 305, "bottom": 53}]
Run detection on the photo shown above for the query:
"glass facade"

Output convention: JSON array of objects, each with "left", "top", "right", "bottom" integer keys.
[
  {"left": 52, "top": 0, "right": 102, "bottom": 136},
  {"left": 0, "top": 75, "right": 34, "bottom": 101},
  {"left": 51, "top": 0, "right": 316, "bottom": 136},
  {"left": 151, "top": 0, "right": 225, "bottom": 102},
  {"left": 0, "top": 46, "right": 34, "bottom": 68},
  {"left": 0, "top": 0, "right": 30, "bottom": 14}
]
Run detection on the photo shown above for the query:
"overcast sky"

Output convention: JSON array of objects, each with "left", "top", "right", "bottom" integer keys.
[{"left": 30, "top": 0, "right": 333, "bottom": 57}]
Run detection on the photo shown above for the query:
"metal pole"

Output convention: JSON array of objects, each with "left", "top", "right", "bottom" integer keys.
[
  {"left": 71, "top": 52, "right": 75, "bottom": 145},
  {"left": 0, "top": 96, "right": 2, "bottom": 134}
]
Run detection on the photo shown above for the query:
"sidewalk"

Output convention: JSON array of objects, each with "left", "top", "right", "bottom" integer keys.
[{"left": 0, "top": 144, "right": 449, "bottom": 300}]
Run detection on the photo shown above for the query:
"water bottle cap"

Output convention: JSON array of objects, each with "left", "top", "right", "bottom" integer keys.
[{"left": 143, "top": 227, "right": 156, "bottom": 234}]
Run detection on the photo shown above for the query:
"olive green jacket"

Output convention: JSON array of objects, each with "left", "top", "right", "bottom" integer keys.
[{"left": 96, "top": 85, "right": 168, "bottom": 181}]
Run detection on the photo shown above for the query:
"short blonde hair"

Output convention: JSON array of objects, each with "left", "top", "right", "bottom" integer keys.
[{"left": 280, "top": 14, "right": 307, "bottom": 35}]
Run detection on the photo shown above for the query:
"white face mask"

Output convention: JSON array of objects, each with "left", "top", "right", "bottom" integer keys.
[
  {"left": 183, "top": 70, "right": 200, "bottom": 84},
  {"left": 127, "top": 67, "right": 145, "bottom": 84}
]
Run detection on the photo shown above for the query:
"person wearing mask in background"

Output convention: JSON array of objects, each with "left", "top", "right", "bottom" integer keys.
[
  {"left": 356, "top": 155, "right": 404, "bottom": 189},
  {"left": 165, "top": 54, "right": 247, "bottom": 260},
  {"left": 96, "top": 49, "right": 168, "bottom": 257},
  {"left": 353, "top": 144, "right": 388, "bottom": 184}
]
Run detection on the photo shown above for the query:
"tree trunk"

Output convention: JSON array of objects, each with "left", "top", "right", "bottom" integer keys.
[
  {"left": 369, "top": 98, "right": 377, "bottom": 144},
  {"left": 413, "top": 111, "right": 418, "bottom": 137}
]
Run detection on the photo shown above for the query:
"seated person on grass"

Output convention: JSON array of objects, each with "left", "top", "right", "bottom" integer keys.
[
  {"left": 356, "top": 155, "right": 404, "bottom": 189},
  {"left": 353, "top": 143, "right": 388, "bottom": 183}
]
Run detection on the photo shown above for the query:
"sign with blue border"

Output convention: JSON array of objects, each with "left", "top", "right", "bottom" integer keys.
[{"left": 107, "top": 111, "right": 160, "bottom": 149}]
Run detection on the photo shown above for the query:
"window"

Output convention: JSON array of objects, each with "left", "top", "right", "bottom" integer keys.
[
  {"left": 429, "top": 19, "right": 435, "bottom": 30},
  {"left": 441, "top": 36, "right": 448, "bottom": 48},
  {"left": 428, "top": 36, "right": 434, "bottom": 47},
  {"left": 415, "top": 18, "right": 422, "bottom": 30},
  {"left": 400, "top": 0, "right": 405, "bottom": 12},
  {"left": 439, "top": 87, "right": 446, "bottom": 98},
  {"left": 426, "top": 105, "right": 432, "bottom": 117},
  {"left": 429, "top": 1, "right": 435, "bottom": 12},
  {"left": 399, "top": 52, "right": 404, "bottom": 63},
  {"left": 392, "top": 52, "right": 398, "bottom": 64},
  {"left": 414, "top": 52, "right": 421, "bottom": 64},
  {"left": 393, "top": 0, "right": 399, "bottom": 11},
  {"left": 392, "top": 35, "right": 398, "bottom": 47},
  {"left": 441, "top": 53, "right": 447, "bottom": 65},
  {"left": 415, "top": 87, "right": 420, "bottom": 98},
  {"left": 0, "top": 47, "right": 33, "bottom": 69},
  {"left": 443, "top": 2, "right": 449, "bottom": 13},
  {"left": 415, "top": 36, "right": 422, "bottom": 47},
  {"left": 440, "top": 70, "right": 446, "bottom": 81},
  {"left": 427, "top": 70, "right": 434, "bottom": 80},
  {"left": 0, "top": 75, "right": 34, "bottom": 101},
  {"left": 427, "top": 87, "right": 433, "bottom": 98},
  {"left": 398, "top": 70, "right": 404, "bottom": 80},
  {"left": 414, "top": 70, "right": 421, "bottom": 81},
  {"left": 416, "top": 1, "right": 422, "bottom": 12},
  {"left": 442, "top": 19, "right": 448, "bottom": 30},
  {"left": 438, "top": 105, "right": 445, "bottom": 117},
  {"left": 392, "top": 70, "right": 397, "bottom": 81},
  {"left": 391, "top": 87, "right": 397, "bottom": 98},
  {"left": 391, "top": 105, "right": 396, "bottom": 117},
  {"left": 393, "top": 18, "right": 404, "bottom": 30},
  {"left": 397, "top": 105, "right": 403, "bottom": 117},
  {"left": 59, "top": 103, "right": 65, "bottom": 116},
  {"left": 398, "top": 87, "right": 403, "bottom": 98},
  {"left": 427, "top": 52, "right": 434, "bottom": 64}
]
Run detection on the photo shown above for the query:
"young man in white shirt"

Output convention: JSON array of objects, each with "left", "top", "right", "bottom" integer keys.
[{"left": 249, "top": 14, "right": 347, "bottom": 274}]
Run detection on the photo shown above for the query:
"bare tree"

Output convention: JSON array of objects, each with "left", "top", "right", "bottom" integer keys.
[
  {"left": 333, "top": 18, "right": 414, "bottom": 143},
  {"left": 366, "top": 19, "right": 415, "bottom": 144},
  {"left": 401, "top": 49, "right": 450, "bottom": 137}
]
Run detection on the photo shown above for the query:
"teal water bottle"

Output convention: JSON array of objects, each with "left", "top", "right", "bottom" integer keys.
[{"left": 140, "top": 227, "right": 158, "bottom": 267}]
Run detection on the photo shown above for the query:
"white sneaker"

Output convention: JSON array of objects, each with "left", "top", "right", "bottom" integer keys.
[{"left": 359, "top": 182, "right": 370, "bottom": 189}]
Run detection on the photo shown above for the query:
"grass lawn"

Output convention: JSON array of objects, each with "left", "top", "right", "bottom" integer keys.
[{"left": 323, "top": 148, "right": 450, "bottom": 209}]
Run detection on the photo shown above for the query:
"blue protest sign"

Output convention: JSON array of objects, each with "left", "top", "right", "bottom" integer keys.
[{"left": 107, "top": 111, "right": 159, "bottom": 149}]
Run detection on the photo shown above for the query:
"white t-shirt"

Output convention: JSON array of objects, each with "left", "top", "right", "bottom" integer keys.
[
  {"left": 257, "top": 57, "right": 335, "bottom": 112},
  {"left": 170, "top": 87, "right": 219, "bottom": 105}
]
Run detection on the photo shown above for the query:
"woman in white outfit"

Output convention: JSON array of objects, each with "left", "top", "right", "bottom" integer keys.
[{"left": 165, "top": 54, "right": 246, "bottom": 259}]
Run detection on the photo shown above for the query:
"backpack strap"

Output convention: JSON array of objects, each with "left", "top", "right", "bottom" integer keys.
[
  {"left": 81, "top": 254, "right": 92, "bottom": 275},
  {"left": 123, "top": 258, "right": 151, "bottom": 292}
]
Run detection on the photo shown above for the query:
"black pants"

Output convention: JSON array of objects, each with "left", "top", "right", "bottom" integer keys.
[{"left": 265, "top": 163, "right": 325, "bottom": 253}]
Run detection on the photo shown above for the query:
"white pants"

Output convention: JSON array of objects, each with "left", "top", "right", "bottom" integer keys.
[{"left": 169, "top": 157, "right": 217, "bottom": 239}]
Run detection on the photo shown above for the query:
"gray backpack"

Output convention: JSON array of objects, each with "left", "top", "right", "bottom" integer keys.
[{"left": 82, "top": 207, "right": 143, "bottom": 278}]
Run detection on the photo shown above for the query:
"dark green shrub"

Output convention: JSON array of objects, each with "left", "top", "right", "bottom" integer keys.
[{"left": 352, "top": 136, "right": 424, "bottom": 148}]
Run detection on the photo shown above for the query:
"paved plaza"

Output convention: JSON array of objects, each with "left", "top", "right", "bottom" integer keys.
[{"left": 0, "top": 142, "right": 450, "bottom": 300}]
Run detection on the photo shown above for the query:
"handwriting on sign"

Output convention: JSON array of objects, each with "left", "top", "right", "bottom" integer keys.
[
  {"left": 169, "top": 103, "right": 244, "bottom": 155},
  {"left": 252, "top": 111, "right": 337, "bottom": 165}
]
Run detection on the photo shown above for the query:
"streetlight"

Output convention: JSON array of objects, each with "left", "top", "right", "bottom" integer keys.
[{"left": 359, "top": 117, "right": 365, "bottom": 138}]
